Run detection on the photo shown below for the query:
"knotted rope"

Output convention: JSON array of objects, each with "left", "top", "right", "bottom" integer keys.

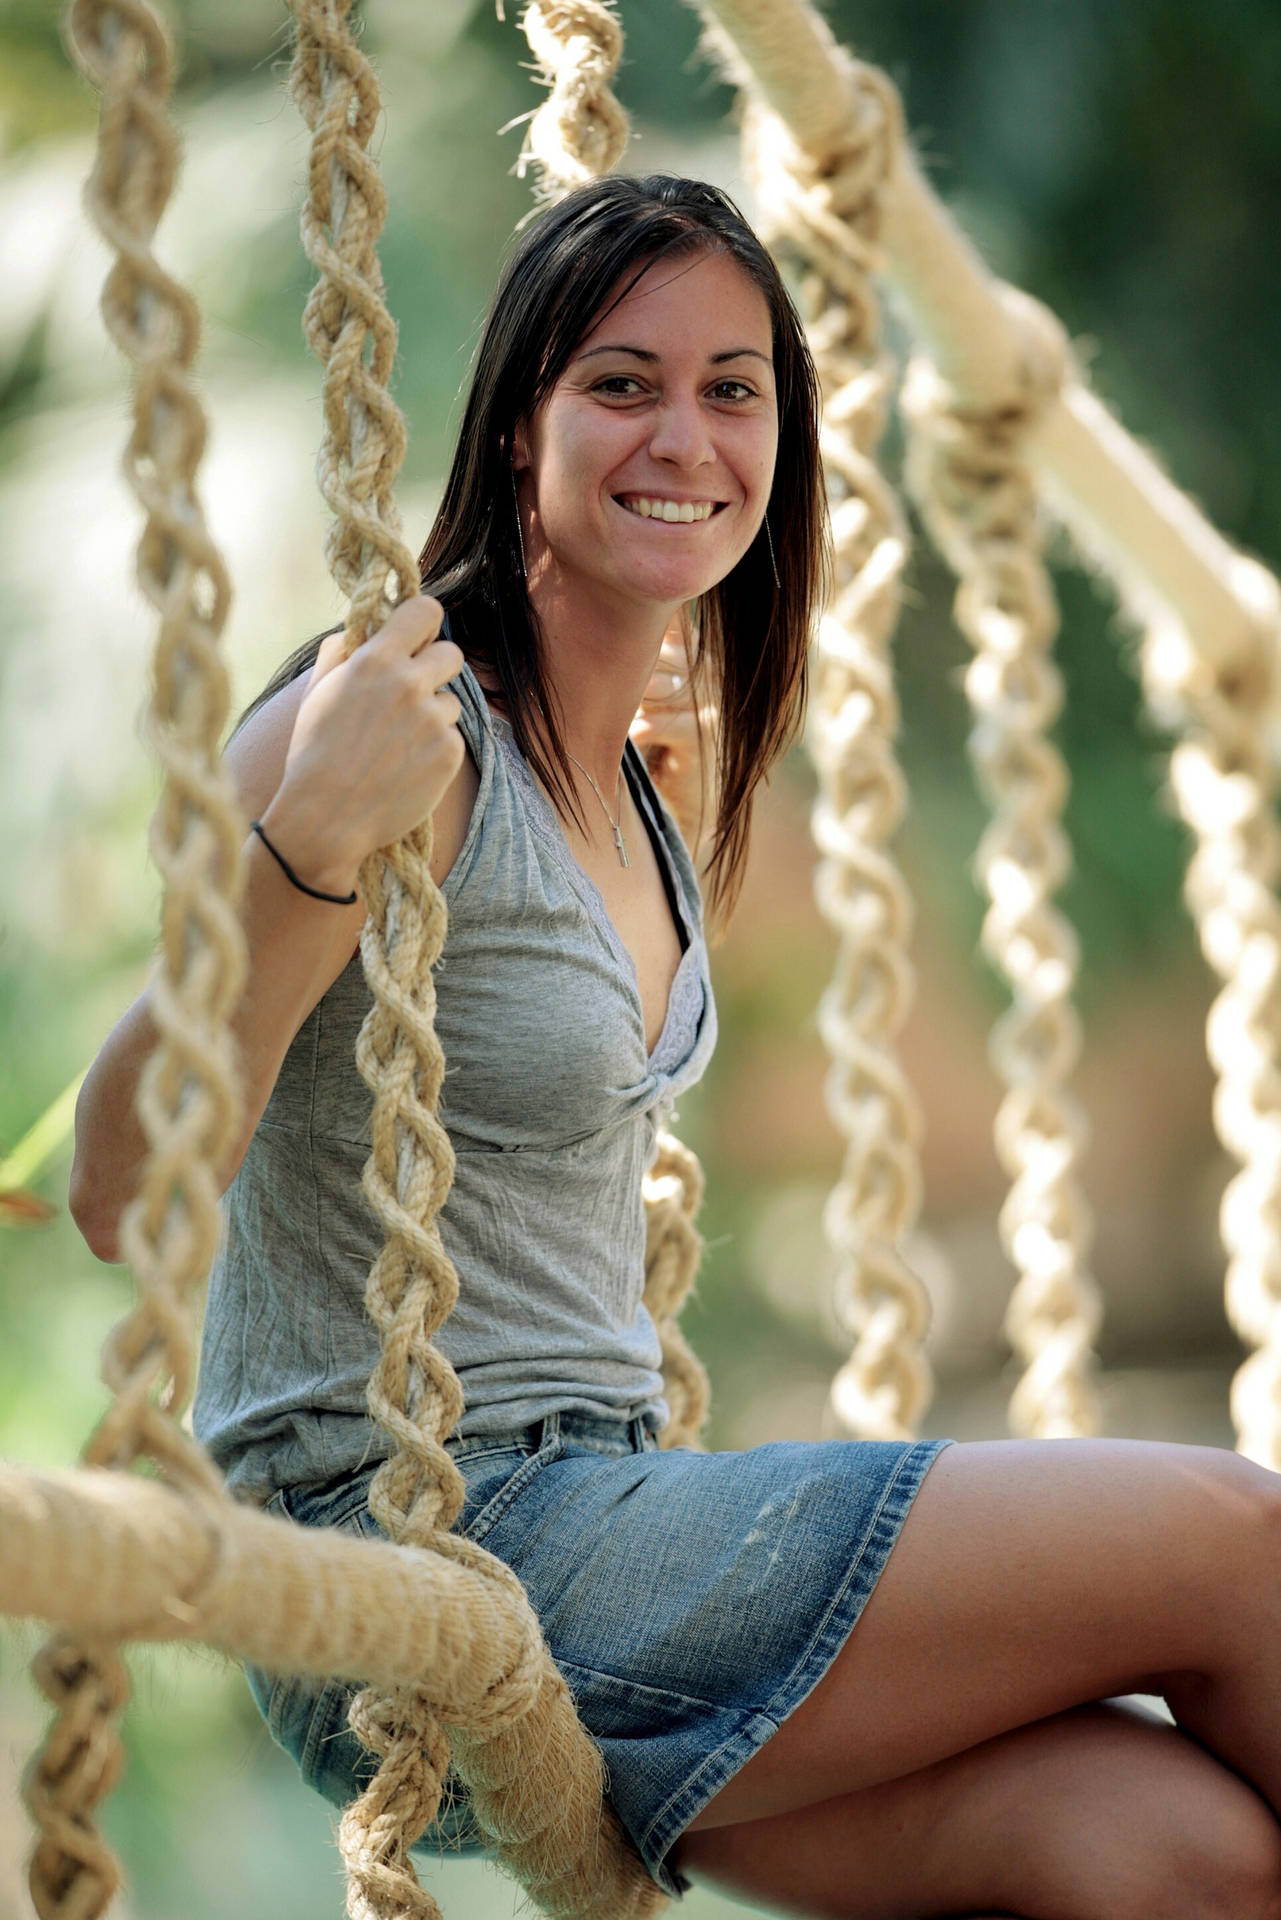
[
  {"left": 287, "top": 4, "right": 662, "bottom": 1914},
  {"left": 28, "top": 6, "right": 246, "bottom": 1914},
  {"left": 516, "top": 1, "right": 628, "bottom": 197},
  {"left": 902, "top": 292, "right": 1104, "bottom": 1440},
  {"left": 740, "top": 66, "right": 934, "bottom": 1441}
]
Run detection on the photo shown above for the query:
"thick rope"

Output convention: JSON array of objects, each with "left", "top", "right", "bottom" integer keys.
[
  {"left": 287, "top": 6, "right": 662, "bottom": 1915},
  {"left": 642, "top": 1132, "right": 711, "bottom": 1449},
  {"left": 739, "top": 73, "right": 934, "bottom": 1442},
  {"left": 28, "top": 6, "right": 246, "bottom": 1915},
  {"left": 901, "top": 295, "right": 1104, "bottom": 1440},
  {"left": 516, "top": 2, "right": 628, "bottom": 198},
  {"left": 1137, "top": 600, "right": 1281, "bottom": 1466},
  {"left": 0, "top": 1466, "right": 549, "bottom": 1700}
]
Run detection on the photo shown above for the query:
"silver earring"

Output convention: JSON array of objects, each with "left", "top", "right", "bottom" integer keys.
[
  {"left": 764, "top": 511, "right": 781, "bottom": 590},
  {"left": 511, "top": 468, "right": 528, "bottom": 578}
]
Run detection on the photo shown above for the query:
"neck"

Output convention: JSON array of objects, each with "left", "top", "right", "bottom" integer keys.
[{"left": 524, "top": 570, "right": 675, "bottom": 790}]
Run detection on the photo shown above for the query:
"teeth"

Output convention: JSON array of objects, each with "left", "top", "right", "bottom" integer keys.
[{"left": 623, "top": 496, "right": 715, "bottom": 522}]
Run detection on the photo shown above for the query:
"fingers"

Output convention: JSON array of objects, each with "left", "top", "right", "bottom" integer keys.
[
  {"left": 308, "top": 626, "right": 351, "bottom": 685},
  {"left": 376, "top": 592, "right": 445, "bottom": 655},
  {"left": 312, "top": 599, "right": 463, "bottom": 704},
  {"left": 379, "top": 595, "right": 462, "bottom": 691},
  {"left": 308, "top": 596, "right": 459, "bottom": 684}
]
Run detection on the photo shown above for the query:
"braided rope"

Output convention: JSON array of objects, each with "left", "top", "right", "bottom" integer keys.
[
  {"left": 28, "top": 6, "right": 247, "bottom": 1914},
  {"left": 642, "top": 1132, "right": 711, "bottom": 1449},
  {"left": 287, "top": 7, "right": 662, "bottom": 1914},
  {"left": 741, "top": 76, "right": 933, "bottom": 1442},
  {"left": 516, "top": 1, "right": 628, "bottom": 198},
  {"left": 1138, "top": 595, "right": 1281, "bottom": 1466},
  {"left": 901, "top": 293, "right": 1104, "bottom": 1440}
]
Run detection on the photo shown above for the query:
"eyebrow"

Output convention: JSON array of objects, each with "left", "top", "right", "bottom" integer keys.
[{"left": 575, "top": 344, "right": 773, "bottom": 368}]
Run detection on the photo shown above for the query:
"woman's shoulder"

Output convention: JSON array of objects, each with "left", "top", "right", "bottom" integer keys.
[
  {"left": 431, "top": 720, "right": 482, "bottom": 887},
  {"left": 223, "top": 669, "right": 312, "bottom": 822}
]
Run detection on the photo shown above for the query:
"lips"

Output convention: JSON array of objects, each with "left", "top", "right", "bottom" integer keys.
[{"left": 615, "top": 494, "right": 725, "bottom": 523}]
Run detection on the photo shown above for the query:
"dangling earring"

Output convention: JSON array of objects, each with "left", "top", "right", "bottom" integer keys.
[
  {"left": 764, "top": 511, "right": 781, "bottom": 591},
  {"left": 511, "top": 468, "right": 528, "bottom": 578}
]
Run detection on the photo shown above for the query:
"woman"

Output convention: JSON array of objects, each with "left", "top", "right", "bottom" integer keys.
[{"left": 70, "top": 176, "right": 1281, "bottom": 1920}]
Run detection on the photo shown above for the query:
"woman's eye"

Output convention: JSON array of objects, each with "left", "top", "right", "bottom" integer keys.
[
  {"left": 710, "top": 380, "right": 756, "bottom": 402},
  {"left": 594, "top": 375, "right": 644, "bottom": 397}
]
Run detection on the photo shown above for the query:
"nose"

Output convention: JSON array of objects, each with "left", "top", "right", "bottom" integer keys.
[{"left": 647, "top": 393, "right": 716, "bottom": 470}]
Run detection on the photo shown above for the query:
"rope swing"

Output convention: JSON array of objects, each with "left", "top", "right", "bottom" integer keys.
[{"left": 3, "top": 2, "right": 1280, "bottom": 1918}]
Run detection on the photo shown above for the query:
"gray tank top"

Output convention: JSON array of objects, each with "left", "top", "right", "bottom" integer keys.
[{"left": 193, "top": 659, "right": 717, "bottom": 1502}]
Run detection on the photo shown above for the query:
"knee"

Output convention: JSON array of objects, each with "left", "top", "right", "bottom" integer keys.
[
  {"left": 1187, "top": 1448, "right": 1281, "bottom": 1652},
  {"left": 1164, "top": 1788, "right": 1281, "bottom": 1920}
]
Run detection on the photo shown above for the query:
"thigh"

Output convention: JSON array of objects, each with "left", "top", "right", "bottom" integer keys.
[
  {"left": 689, "top": 1436, "right": 1276, "bottom": 1830},
  {"left": 676, "top": 1700, "right": 1281, "bottom": 1920}
]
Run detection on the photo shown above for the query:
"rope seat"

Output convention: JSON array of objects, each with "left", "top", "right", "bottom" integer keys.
[{"left": 4, "top": 3, "right": 1281, "bottom": 1918}]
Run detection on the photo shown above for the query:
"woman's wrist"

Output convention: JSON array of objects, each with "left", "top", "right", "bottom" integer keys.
[{"left": 255, "top": 790, "right": 364, "bottom": 903}]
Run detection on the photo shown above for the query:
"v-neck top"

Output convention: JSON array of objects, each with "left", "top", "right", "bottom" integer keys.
[{"left": 193, "top": 660, "right": 718, "bottom": 1502}]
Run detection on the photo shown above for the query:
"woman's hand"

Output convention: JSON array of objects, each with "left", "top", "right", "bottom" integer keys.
[
  {"left": 266, "top": 594, "right": 466, "bottom": 894},
  {"left": 630, "top": 623, "right": 718, "bottom": 854}
]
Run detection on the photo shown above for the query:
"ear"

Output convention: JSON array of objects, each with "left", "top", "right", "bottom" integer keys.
[{"left": 510, "top": 420, "right": 531, "bottom": 472}]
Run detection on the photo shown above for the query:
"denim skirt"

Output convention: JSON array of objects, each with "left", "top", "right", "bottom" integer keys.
[{"left": 246, "top": 1411, "right": 950, "bottom": 1898}]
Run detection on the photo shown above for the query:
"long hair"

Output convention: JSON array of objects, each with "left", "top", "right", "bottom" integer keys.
[{"left": 243, "top": 174, "right": 829, "bottom": 928}]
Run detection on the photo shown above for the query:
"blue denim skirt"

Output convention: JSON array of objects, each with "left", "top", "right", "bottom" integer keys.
[{"left": 246, "top": 1411, "right": 950, "bottom": 1898}]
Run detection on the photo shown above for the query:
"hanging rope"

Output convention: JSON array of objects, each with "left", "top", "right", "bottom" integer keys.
[
  {"left": 27, "top": 5, "right": 246, "bottom": 1914},
  {"left": 738, "top": 66, "right": 934, "bottom": 1443},
  {"left": 1138, "top": 600, "right": 1281, "bottom": 1466},
  {"left": 642, "top": 1132, "right": 711, "bottom": 1449},
  {"left": 516, "top": 1, "right": 628, "bottom": 198},
  {"left": 287, "top": 5, "right": 661, "bottom": 1915},
  {"left": 902, "top": 291, "right": 1104, "bottom": 1440}
]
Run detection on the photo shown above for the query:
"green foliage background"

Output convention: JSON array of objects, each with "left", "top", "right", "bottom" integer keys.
[{"left": 1, "top": 2, "right": 1278, "bottom": 1914}]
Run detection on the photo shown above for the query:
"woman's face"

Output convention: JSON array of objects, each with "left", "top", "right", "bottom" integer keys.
[{"left": 513, "top": 248, "right": 779, "bottom": 619}]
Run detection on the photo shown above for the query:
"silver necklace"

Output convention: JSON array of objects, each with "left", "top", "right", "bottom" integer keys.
[{"left": 567, "top": 752, "right": 629, "bottom": 868}]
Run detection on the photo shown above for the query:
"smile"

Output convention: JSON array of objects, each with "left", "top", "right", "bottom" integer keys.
[{"left": 616, "top": 495, "right": 724, "bottom": 523}]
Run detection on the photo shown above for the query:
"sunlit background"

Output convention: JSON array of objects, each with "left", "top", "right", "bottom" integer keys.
[{"left": 3, "top": 1, "right": 1279, "bottom": 1914}]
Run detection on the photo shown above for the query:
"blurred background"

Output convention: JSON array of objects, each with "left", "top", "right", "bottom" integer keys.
[{"left": 2, "top": 0, "right": 1279, "bottom": 1913}]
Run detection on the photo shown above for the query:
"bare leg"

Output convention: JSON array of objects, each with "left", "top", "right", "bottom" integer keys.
[
  {"left": 686, "top": 1438, "right": 1281, "bottom": 1831},
  {"left": 674, "top": 1700, "right": 1281, "bottom": 1920}
]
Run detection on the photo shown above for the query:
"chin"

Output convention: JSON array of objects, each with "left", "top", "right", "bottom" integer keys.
[{"left": 629, "top": 557, "right": 738, "bottom": 604}]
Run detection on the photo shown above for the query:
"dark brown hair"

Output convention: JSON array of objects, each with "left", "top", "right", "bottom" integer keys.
[{"left": 242, "top": 174, "right": 829, "bottom": 927}]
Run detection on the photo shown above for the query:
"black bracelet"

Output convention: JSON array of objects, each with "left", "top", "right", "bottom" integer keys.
[{"left": 250, "top": 820, "right": 359, "bottom": 906}]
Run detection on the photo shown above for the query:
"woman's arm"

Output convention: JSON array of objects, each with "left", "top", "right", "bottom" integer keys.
[{"left": 70, "top": 596, "right": 475, "bottom": 1262}]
